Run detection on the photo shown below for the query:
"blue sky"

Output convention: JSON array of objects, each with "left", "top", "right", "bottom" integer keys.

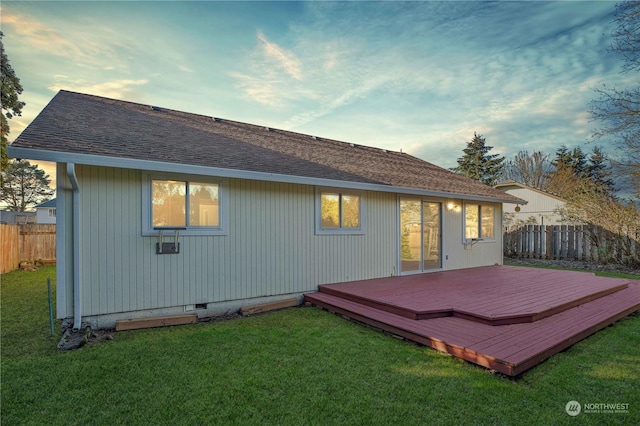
[{"left": 2, "top": 1, "right": 631, "bottom": 181}]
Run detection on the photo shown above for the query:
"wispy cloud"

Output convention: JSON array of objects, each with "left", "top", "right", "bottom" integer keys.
[
  {"left": 1, "top": 9, "right": 137, "bottom": 73},
  {"left": 228, "top": 72, "right": 281, "bottom": 106},
  {"left": 233, "top": 20, "right": 417, "bottom": 121},
  {"left": 230, "top": 31, "right": 307, "bottom": 107},
  {"left": 257, "top": 31, "right": 302, "bottom": 80},
  {"left": 283, "top": 75, "right": 389, "bottom": 129},
  {"left": 1, "top": 11, "right": 87, "bottom": 61},
  {"left": 48, "top": 77, "right": 148, "bottom": 100}
]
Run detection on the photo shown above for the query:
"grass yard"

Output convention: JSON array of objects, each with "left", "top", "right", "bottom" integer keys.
[{"left": 1, "top": 267, "right": 639, "bottom": 425}]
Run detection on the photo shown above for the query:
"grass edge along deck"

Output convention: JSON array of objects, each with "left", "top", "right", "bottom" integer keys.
[{"left": 304, "top": 270, "right": 640, "bottom": 376}]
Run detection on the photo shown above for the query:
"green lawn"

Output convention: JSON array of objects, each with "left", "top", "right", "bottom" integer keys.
[{"left": 1, "top": 267, "right": 638, "bottom": 425}]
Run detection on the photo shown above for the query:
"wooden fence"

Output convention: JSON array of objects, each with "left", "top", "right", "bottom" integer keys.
[
  {"left": 504, "top": 224, "right": 639, "bottom": 264},
  {"left": 0, "top": 224, "right": 56, "bottom": 274},
  {"left": 1, "top": 224, "right": 20, "bottom": 274}
]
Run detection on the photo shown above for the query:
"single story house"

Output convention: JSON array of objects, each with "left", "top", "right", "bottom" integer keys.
[
  {"left": 8, "top": 90, "right": 524, "bottom": 330},
  {"left": 35, "top": 198, "right": 57, "bottom": 224},
  {"left": 495, "top": 180, "right": 567, "bottom": 228}
]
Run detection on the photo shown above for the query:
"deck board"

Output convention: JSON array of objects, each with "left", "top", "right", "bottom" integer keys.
[
  {"left": 305, "top": 266, "right": 640, "bottom": 376},
  {"left": 318, "top": 265, "right": 628, "bottom": 324}
]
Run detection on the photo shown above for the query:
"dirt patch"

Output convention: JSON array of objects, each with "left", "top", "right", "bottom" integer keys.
[{"left": 88, "top": 329, "right": 115, "bottom": 343}]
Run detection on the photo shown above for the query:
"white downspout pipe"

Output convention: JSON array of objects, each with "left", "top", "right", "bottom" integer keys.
[{"left": 66, "top": 163, "right": 82, "bottom": 331}]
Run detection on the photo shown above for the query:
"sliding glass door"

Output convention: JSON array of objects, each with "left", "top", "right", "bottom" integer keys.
[{"left": 400, "top": 199, "right": 442, "bottom": 273}]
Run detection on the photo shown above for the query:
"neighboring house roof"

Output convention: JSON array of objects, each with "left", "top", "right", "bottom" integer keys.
[
  {"left": 9, "top": 90, "right": 523, "bottom": 204},
  {"left": 36, "top": 198, "right": 56, "bottom": 208},
  {"left": 494, "top": 180, "right": 566, "bottom": 202}
]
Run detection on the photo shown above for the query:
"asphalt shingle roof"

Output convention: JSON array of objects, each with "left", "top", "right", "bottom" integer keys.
[
  {"left": 36, "top": 198, "right": 56, "bottom": 208},
  {"left": 11, "top": 90, "right": 523, "bottom": 203}
]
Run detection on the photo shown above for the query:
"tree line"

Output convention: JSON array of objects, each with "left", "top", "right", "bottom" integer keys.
[
  {"left": 452, "top": 133, "right": 639, "bottom": 266},
  {"left": 453, "top": 138, "right": 616, "bottom": 197}
]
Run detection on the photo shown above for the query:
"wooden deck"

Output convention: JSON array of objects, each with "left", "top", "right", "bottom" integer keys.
[{"left": 304, "top": 265, "right": 640, "bottom": 376}]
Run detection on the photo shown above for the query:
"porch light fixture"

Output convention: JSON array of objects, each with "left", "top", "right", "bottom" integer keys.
[
  {"left": 446, "top": 201, "right": 459, "bottom": 211},
  {"left": 515, "top": 205, "right": 521, "bottom": 212}
]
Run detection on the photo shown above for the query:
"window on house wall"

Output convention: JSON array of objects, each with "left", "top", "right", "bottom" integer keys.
[
  {"left": 48, "top": 209, "right": 56, "bottom": 218},
  {"left": 316, "top": 188, "right": 364, "bottom": 234},
  {"left": 464, "top": 203, "right": 495, "bottom": 240},
  {"left": 143, "top": 174, "right": 226, "bottom": 236}
]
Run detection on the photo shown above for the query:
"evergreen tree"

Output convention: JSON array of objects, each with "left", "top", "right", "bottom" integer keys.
[
  {"left": 1, "top": 31, "right": 25, "bottom": 170},
  {"left": 451, "top": 132, "right": 504, "bottom": 186},
  {"left": 548, "top": 146, "right": 589, "bottom": 193},
  {"left": 0, "top": 160, "right": 54, "bottom": 211},
  {"left": 587, "top": 146, "right": 615, "bottom": 194},
  {"left": 569, "top": 147, "right": 588, "bottom": 177},
  {"left": 548, "top": 145, "right": 616, "bottom": 198},
  {"left": 551, "top": 145, "right": 573, "bottom": 172}
]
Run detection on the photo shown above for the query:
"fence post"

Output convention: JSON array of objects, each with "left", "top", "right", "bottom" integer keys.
[
  {"left": 531, "top": 225, "right": 538, "bottom": 259},
  {"left": 583, "top": 226, "right": 591, "bottom": 261},
  {"left": 560, "top": 225, "right": 568, "bottom": 259},
  {"left": 576, "top": 225, "right": 583, "bottom": 260},
  {"left": 591, "top": 226, "right": 600, "bottom": 262},
  {"left": 545, "top": 226, "right": 552, "bottom": 259}
]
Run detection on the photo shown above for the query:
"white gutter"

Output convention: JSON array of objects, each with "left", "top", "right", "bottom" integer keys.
[
  {"left": 8, "top": 146, "right": 527, "bottom": 205},
  {"left": 66, "top": 163, "right": 82, "bottom": 331}
]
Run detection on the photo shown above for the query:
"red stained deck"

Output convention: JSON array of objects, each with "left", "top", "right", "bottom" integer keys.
[{"left": 304, "top": 265, "right": 640, "bottom": 376}]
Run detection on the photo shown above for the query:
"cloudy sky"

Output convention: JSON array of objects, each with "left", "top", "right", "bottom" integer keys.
[{"left": 1, "top": 1, "right": 631, "bottom": 180}]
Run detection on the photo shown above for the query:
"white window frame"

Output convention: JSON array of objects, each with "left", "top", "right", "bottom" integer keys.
[
  {"left": 48, "top": 208, "right": 56, "bottom": 218},
  {"left": 462, "top": 202, "right": 497, "bottom": 242},
  {"left": 315, "top": 187, "right": 365, "bottom": 235},
  {"left": 142, "top": 172, "right": 228, "bottom": 236}
]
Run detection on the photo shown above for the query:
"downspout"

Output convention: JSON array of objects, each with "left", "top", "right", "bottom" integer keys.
[{"left": 66, "top": 163, "right": 82, "bottom": 331}]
